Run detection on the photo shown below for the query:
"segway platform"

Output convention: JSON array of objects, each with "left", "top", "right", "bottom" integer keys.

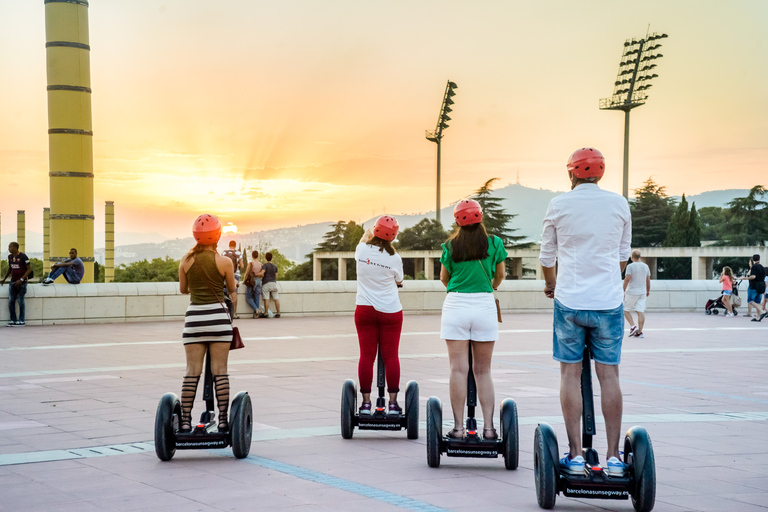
[
  {"left": 340, "top": 344, "right": 419, "bottom": 439},
  {"left": 533, "top": 345, "right": 656, "bottom": 511}
]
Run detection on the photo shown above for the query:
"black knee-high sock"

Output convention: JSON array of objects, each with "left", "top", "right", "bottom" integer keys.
[
  {"left": 214, "top": 374, "right": 230, "bottom": 429},
  {"left": 180, "top": 375, "right": 200, "bottom": 430}
]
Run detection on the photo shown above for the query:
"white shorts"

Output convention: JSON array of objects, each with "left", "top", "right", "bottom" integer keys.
[
  {"left": 624, "top": 293, "right": 646, "bottom": 313},
  {"left": 440, "top": 292, "right": 498, "bottom": 342},
  {"left": 262, "top": 281, "right": 279, "bottom": 300}
]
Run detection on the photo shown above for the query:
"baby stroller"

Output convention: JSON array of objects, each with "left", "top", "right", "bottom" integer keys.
[{"left": 705, "top": 279, "right": 742, "bottom": 315}]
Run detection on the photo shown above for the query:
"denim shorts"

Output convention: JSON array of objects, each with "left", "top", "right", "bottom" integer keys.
[
  {"left": 747, "top": 289, "right": 763, "bottom": 304},
  {"left": 722, "top": 290, "right": 732, "bottom": 296},
  {"left": 553, "top": 299, "right": 624, "bottom": 365}
]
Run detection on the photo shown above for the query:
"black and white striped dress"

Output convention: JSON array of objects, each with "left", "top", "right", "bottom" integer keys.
[{"left": 183, "top": 303, "right": 233, "bottom": 344}]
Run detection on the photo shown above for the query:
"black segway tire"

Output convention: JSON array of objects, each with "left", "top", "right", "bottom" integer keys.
[
  {"left": 341, "top": 379, "right": 356, "bottom": 439},
  {"left": 426, "top": 397, "right": 442, "bottom": 468},
  {"left": 500, "top": 398, "right": 519, "bottom": 470},
  {"left": 626, "top": 427, "right": 656, "bottom": 512},
  {"left": 534, "top": 424, "right": 558, "bottom": 509},
  {"left": 405, "top": 380, "right": 419, "bottom": 440},
  {"left": 230, "top": 391, "right": 253, "bottom": 459},
  {"left": 154, "top": 392, "right": 179, "bottom": 462}
]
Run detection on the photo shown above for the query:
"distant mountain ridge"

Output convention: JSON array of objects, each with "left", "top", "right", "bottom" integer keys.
[{"left": 1, "top": 186, "right": 752, "bottom": 264}]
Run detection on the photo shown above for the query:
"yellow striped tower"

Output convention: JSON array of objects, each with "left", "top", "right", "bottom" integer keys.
[
  {"left": 45, "top": 0, "right": 94, "bottom": 283},
  {"left": 17, "top": 211, "right": 26, "bottom": 253},
  {"left": 43, "top": 207, "right": 51, "bottom": 276},
  {"left": 105, "top": 201, "right": 114, "bottom": 282}
]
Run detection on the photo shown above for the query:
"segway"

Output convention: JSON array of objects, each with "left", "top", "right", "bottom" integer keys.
[
  {"left": 154, "top": 348, "right": 253, "bottom": 461},
  {"left": 340, "top": 343, "right": 419, "bottom": 439},
  {"left": 533, "top": 344, "right": 656, "bottom": 511},
  {"left": 425, "top": 343, "right": 519, "bottom": 469}
]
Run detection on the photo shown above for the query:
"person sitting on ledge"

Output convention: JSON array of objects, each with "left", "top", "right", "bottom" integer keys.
[{"left": 43, "top": 248, "right": 84, "bottom": 285}]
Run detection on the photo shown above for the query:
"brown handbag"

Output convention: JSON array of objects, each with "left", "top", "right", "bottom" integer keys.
[
  {"left": 196, "top": 257, "right": 245, "bottom": 350},
  {"left": 478, "top": 261, "right": 502, "bottom": 323}
]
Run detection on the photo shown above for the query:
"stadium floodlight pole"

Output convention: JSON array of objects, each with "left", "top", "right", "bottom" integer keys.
[
  {"left": 426, "top": 80, "right": 458, "bottom": 224},
  {"left": 600, "top": 30, "right": 668, "bottom": 199}
]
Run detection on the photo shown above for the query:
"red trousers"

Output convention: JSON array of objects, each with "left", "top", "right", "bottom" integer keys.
[{"left": 354, "top": 305, "right": 403, "bottom": 394}]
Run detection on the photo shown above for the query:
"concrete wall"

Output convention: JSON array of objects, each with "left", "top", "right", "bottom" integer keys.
[{"left": 1, "top": 280, "right": 732, "bottom": 326}]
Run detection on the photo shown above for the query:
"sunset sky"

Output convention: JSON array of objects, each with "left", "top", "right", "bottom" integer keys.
[{"left": 1, "top": 1, "right": 766, "bottom": 246}]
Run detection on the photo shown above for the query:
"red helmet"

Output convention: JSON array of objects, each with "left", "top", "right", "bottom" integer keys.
[
  {"left": 192, "top": 214, "right": 222, "bottom": 245},
  {"left": 454, "top": 199, "right": 483, "bottom": 226},
  {"left": 373, "top": 215, "right": 399, "bottom": 241},
  {"left": 567, "top": 147, "right": 605, "bottom": 179}
]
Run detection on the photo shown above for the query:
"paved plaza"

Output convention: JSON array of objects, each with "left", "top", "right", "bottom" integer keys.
[{"left": 0, "top": 312, "right": 767, "bottom": 511}]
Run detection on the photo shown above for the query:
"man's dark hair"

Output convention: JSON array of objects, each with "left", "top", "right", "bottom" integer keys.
[
  {"left": 367, "top": 236, "right": 395, "bottom": 256},
  {"left": 70, "top": 248, "right": 77, "bottom": 254},
  {"left": 266, "top": 252, "right": 273, "bottom": 262},
  {"left": 9, "top": 242, "right": 19, "bottom": 250},
  {"left": 447, "top": 223, "right": 490, "bottom": 262},
  {"left": 252, "top": 250, "right": 259, "bottom": 259},
  {"left": 229, "top": 240, "right": 237, "bottom": 247},
  {"left": 753, "top": 254, "right": 761, "bottom": 262}
]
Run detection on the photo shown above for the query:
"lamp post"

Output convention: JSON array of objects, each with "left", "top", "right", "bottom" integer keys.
[
  {"left": 600, "top": 31, "right": 667, "bottom": 199},
  {"left": 426, "top": 80, "right": 458, "bottom": 224}
]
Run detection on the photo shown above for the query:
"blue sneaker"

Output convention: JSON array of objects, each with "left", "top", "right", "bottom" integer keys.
[
  {"left": 559, "top": 454, "right": 585, "bottom": 475},
  {"left": 606, "top": 456, "right": 626, "bottom": 476}
]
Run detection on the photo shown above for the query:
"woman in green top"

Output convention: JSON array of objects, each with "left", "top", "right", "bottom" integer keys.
[{"left": 439, "top": 199, "right": 508, "bottom": 439}]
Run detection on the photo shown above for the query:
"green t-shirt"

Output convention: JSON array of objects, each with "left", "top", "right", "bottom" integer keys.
[{"left": 440, "top": 235, "right": 508, "bottom": 293}]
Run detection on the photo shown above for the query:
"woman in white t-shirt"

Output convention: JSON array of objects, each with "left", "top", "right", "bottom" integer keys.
[{"left": 354, "top": 216, "right": 405, "bottom": 416}]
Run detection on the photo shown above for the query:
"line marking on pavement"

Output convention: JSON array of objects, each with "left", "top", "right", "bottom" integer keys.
[
  {"left": 1, "top": 325, "right": 764, "bottom": 352},
  {"left": 234, "top": 454, "right": 448, "bottom": 512},
  {"left": 1, "top": 346, "right": 767, "bottom": 379}
]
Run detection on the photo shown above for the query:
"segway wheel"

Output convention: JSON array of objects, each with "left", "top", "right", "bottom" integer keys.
[
  {"left": 625, "top": 427, "right": 656, "bottom": 512},
  {"left": 340, "top": 379, "right": 356, "bottom": 439},
  {"left": 230, "top": 392, "right": 253, "bottom": 459},
  {"left": 500, "top": 398, "right": 519, "bottom": 470},
  {"left": 154, "top": 392, "right": 180, "bottom": 462},
  {"left": 405, "top": 380, "right": 419, "bottom": 440},
  {"left": 426, "top": 397, "right": 442, "bottom": 468},
  {"left": 534, "top": 425, "right": 557, "bottom": 509}
]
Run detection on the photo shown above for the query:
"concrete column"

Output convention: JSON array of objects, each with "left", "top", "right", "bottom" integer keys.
[
  {"left": 105, "top": 201, "right": 114, "bottom": 282},
  {"left": 46, "top": 0, "right": 95, "bottom": 282},
  {"left": 313, "top": 254, "right": 322, "bottom": 281},
  {"left": 414, "top": 258, "right": 424, "bottom": 278},
  {"left": 43, "top": 208, "right": 50, "bottom": 277},
  {"left": 338, "top": 257, "right": 347, "bottom": 281},
  {"left": 17, "top": 210, "right": 26, "bottom": 253},
  {"left": 425, "top": 257, "right": 434, "bottom": 280},
  {"left": 645, "top": 257, "right": 658, "bottom": 279},
  {"left": 691, "top": 256, "right": 708, "bottom": 280},
  {"left": 511, "top": 258, "right": 523, "bottom": 279},
  {"left": 536, "top": 263, "right": 544, "bottom": 280}
]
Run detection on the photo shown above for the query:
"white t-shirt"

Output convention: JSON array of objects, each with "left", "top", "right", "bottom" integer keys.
[
  {"left": 355, "top": 242, "right": 404, "bottom": 314},
  {"left": 625, "top": 261, "right": 650, "bottom": 296},
  {"left": 539, "top": 183, "right": 632, "bottom": 310}
]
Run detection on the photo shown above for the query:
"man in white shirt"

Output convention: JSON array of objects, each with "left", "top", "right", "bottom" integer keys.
[
  {"left": 623, "top": 249, "right": 651, "bottom": 338},
  {"left": 539, "top": 147, "right": 632, "bottom": 477}
]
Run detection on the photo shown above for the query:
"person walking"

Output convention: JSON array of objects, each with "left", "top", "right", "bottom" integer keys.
[
  {"left": 260, "top": 252, "right": 281, "bottom": 318},
  {"left": 177, "top": 214, "right": 236, "bottom": 432},
  {"left": 440, "top": 199, "right": 508, "bottom": 440},
  {"left": 719, "top": 266, "right": 735, "bottom": 317},
  {"left": 354, "top": 216, "right": 405, "bottom": 416},
  {"left": 623, "top": 249, "right": 651, "bottom": 337},
  {"left": 244, "top": 250, "right": 264, "bottom": 318},
  {"left": 221, "top": 241, "right": 244, "bottom": 319},
  {"left": 1, "top": 242, "right": 32, "bottom": 326},
  {"left": 43, "top": 248, "right": 84, "bottom": 285},
  {"left": 744, "top": 255, "right": 766, "bottom": 319},
  {"left": 539, "top": 147, "right": 631, "bottom": 477}
]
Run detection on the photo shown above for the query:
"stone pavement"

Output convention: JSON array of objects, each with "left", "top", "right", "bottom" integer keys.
[{"left": 0, "top": 312, "right": 766, "bottom": 511}]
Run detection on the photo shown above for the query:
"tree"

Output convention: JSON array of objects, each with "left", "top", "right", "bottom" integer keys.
[
  {"left": 661, "top": 195, "right": 702, "bottom": 279},
  {"left": 285, "top": 221, "right": 363, "bottom": 281},
  {"left": 472, "top": 178, "right": 529, "bottom": 247},
  {"left": 724, "top": 185, "right": 768, "bottom": 245},
  {"left": 255, "top": 248, "right": 294, "bottom": 280},
  {"left": 699, "top": 206, "right": 728, "bottom": 243},
  {"left": 396, "top": 219, "right": 449, "bottom": 250},
  {"left": 114, "top": 257, "right": 180, "bottom": 282},
  {"left": 630, "top": 178, "right": 676, "bottom": 247}
]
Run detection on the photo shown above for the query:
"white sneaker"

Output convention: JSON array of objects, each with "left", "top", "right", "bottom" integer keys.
[
  {"left": 606, "top": 456, "right": 626, "bottom": 476},
  {"left": 43, "top": 278, "right": 54, "bottom": 285}
]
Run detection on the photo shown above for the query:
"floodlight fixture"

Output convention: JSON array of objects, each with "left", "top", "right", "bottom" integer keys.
[
  {"left": 425, "top": 79, "right": 458, "bottom": 223},
  {"left": 600, "top": 29, "right": 668, "bottom": 198}
]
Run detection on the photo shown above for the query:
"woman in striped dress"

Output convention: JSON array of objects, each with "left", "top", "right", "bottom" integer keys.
[{"left": 178, "top": 214, "right": 236, "bottom": 432}]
